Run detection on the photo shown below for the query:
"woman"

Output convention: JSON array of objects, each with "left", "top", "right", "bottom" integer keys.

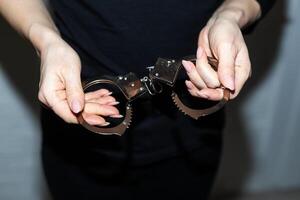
[{"left": 0, "top": 0, "right": 274, "bottom": 199}]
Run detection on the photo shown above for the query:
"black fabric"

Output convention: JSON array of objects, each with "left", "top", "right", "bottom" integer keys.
[
  {"left": 257, "top": 0, "right": 276, "bottom": 18},
  {"left": 42, "top": 0, "right": 274, "bottom": 199},
  {"left": 42, "top": 137, "right": 222, "bottom": 200},
  {"left": 40, "top": 93, "right": 225, "bottom": 166},
  {"left": 41, "top": 96, "right": 224, "bottom": 199},
  {"left": 49, "top": 0, "right": 223, "bottom": 78},
  {"left": 243, "top": 0, "right": 276, "bottom": 34},
  {"left": 47, "top": 0, "right": 226, "bottom": 163}
]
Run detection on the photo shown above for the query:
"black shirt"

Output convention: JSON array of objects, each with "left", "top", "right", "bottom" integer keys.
[
  {"left": 49, "top": 0, "right": 224, "bottom": 77},
  {"left": 46, "top": 0, "right": 274, "bottom": 165}
]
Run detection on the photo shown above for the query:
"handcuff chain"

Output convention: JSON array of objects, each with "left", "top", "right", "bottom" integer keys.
[{"left": 140, "top": 76, "right": 163, "bottom": 96}]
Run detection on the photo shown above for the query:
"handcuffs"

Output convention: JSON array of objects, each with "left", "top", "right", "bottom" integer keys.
[{"left": 77, "top": 55, "right": 230, "bottom": 136}]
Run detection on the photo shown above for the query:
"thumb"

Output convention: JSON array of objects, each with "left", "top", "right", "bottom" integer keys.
[
  {"left": 217, "top": 44, "right": 236, "bottom": 91},
  {"left": 65, "top": 70, "right": 84, "bottom": 114}
]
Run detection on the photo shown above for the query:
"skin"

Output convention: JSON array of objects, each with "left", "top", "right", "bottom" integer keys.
[
  {"left": 183, "top": 0, "right": 261, "bottom": 100},
  {"left": 0, "top": 0, "right": 261, "bottom": 126}
]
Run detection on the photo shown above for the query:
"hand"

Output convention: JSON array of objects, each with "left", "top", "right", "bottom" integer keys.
[
  {"left": 37, "top": 32, "right": 121, "bottom": 125},
  {"left": 82, "top": 89, "right": 123, "bottom": 126},
  {"left": 182, "top": 15, "right": 252, "bottom": 101}
]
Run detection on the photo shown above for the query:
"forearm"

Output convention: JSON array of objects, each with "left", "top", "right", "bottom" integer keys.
[
  {"left": 0, "top": 0, "right": 60, "bottom": 52},
  {"left": 211, "top": 0, "right": 262, "bottom": 29}
]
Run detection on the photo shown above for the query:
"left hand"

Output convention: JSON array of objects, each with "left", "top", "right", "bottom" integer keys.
[{"left": 182, "top": 16, "right": 252, "bottom": 101}]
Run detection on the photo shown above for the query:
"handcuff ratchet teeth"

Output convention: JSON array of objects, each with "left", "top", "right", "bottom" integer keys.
[{"left": 77, "top": 55, "right": 230, "bottom": 136}]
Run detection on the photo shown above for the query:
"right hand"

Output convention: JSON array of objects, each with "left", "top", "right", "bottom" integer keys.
[{"left": 37, "top": 32, "right": 121, "bottom": 126}]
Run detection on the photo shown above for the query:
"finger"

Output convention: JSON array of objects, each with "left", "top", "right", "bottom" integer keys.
[
  {"left": 86, "top": 96, "right": 117, "bottom": 105},
  {"left": 38, "top": 90, "right": 51, "bottom": 108},
  {"left": 84, "top": 102, "right": 119, "bottom": 116},
  {"left": 182, "top": 60, "right": 207, "bottom": 89},
  {"left": 217, "top": 43, "right": 236, "bottom": 91},
  {"left": 107, "top": 101, "right": 121, "bottom": 106},
  {"left": 185, "top": 80, "right": 202, "bottom": 97},
  {"left": 231, "top": 47, "right": 252, "bottom": 99},
  {"left": 195, "top": 46, "right": 220, "bottom": 88},
  {"left": 47, "top": 96, "right": 79, "bottom": 123},
  {"left": 88, "top": 99, "right": 120, "bottom": 106},
  {"left": 65, "top": 68, "right": 85, "bottom": 114},
  {"left": 197, "top": 88, "right": 224, "bottom": 101},
  {"left": 81, "top": 112, "right": 109, "bottom": 126},
  {"left": 54, "top": 89, "right": 67, "bottom": 100},
  {"left": 185, "top": 80, "right": 222, "bottom": 100},
  {"left": 198, "top": 27, "right": 213, "bottom": 57},
  {"left": 41, "top": 78, "right": 79, "bottom": 123},
  {"left": 84, "top": 89, "right": 111, "bottom": 101}
]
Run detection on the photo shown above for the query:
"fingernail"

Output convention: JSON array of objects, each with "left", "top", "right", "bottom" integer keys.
[
  {"left": 182, "top": 60, "right": 192, "bottom": 73},
  {"left": 226, "top": 79, "right": 235, "bottom": 91},
  {"left": 197, "top": 91, "right": 209, "bottom": 99},
  {"left": 104, "top": 91, "right": 113, "bottom": 96},
  {"left": 101, "top": 122, "right": 110, "bottom": 126},
  {"left": 108, "top": 101, "right": 120, "bottom": 106},
  {"left": 71, "top": 100, "right": 82, "bottom": 113},
  {"left": 110, "top": 114, "right": 123, "bottom": 118},
  {"left": 197, "top": 47, "right": 203, "bottom": 59}
]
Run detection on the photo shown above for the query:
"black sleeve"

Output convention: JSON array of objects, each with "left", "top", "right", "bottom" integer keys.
[
  {"left": 242, "top": 0, "right": 276, "bottom": 34},
  {"left": 257, "top": 0, "right": 276, "bottom": 18}
]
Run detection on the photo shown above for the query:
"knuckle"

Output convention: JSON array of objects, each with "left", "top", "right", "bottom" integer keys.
[
  {"left": 38, "top": 91, "right": 45, "bottom": 102},
  {"left": 39, "top": 84, "right": 51, "bottom": 98},
  {"left": 207, "top": 81, "right": 221, "bottom": 89},
  {"left": 43, "top": 92, "right": 52, "bottom": 104}
]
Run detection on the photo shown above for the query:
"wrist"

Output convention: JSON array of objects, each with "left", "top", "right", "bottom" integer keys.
[
  {"left": 213, "top": 8, "right": 245, "bottom": 28},
  {"left": 28, "top": 22, "right": 61, "bottom": 55},
  {"left": 212, "top": 0, "right": 261, "bottom": 29}
]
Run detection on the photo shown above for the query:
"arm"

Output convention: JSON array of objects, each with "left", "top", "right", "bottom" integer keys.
[
  {"left": 0, "top": 0, "right": 120, "bottom": 125},
  {"left": 0, "top": 0, "right": 58, "bottom": 51},
  {"left": 182, "top": 0, "right": 272, "bottom": 100}
]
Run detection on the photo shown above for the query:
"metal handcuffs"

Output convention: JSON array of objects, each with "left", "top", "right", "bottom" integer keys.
[{"left": 77, "top": 55, "right": 230, "bottom": 136}]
